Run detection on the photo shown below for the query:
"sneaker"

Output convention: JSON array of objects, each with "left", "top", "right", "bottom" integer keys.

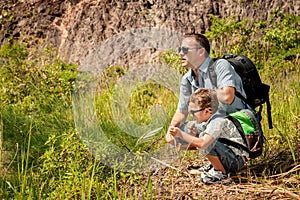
[
  {"left": 199, "top": 163, "right": 213, "bottom": 172},
  {"left": 200, "top": 168, "right": 231, "bottom": 184},
  {"left": 188, "top": 163, "right": 213, "bottom": 175}
]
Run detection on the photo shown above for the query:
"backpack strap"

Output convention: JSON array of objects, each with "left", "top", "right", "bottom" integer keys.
[
  {"left": 264, "top": 86, "right": 273, "bottom": 129},
  {"left": 208, "top": 54, "right": 235, "bottom": 87},
  {"left": 218, "top": 115, "right": 249, "bottom": 153},
  {"left": 266, "top": 98, "right": 273, "bottom": 129},
  {"left": 208, "top": 59, "right": 248, "bottom": 106},
  {"left": 208, "top": 59, "right": 217, "bottom": 87},
  {"left": 234, "top": 91, "right": 249, "bottom": 106}
]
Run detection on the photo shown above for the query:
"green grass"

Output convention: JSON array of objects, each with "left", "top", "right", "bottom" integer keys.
[{"left": 261, "top": 61, "right": 300, "bottom": 167}]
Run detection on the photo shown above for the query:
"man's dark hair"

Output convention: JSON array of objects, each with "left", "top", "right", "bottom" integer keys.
[{"left": 184, "top": 33, "right": 210, "bottom": 54}]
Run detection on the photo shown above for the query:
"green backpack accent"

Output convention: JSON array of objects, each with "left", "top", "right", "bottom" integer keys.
[{"left": 229, "top": 111, "right": 255, "bottom": 135}]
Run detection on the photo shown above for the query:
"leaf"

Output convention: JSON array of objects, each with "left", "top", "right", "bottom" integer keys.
[{"left": 135, "top": 126, "right": 163, "bottom": 145}]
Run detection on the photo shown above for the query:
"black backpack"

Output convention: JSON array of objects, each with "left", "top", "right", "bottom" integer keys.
[{"left": 209, "top": 54, "right": 273, "bottom": 129}]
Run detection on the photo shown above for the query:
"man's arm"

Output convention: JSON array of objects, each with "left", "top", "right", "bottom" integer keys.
[
  {"left": 214, "top": 59, "right": 240, "bottom": 105},
  {"left": 169, "top": 109, "right": 188, "bottom": 127},
  {"left": 216, "top": 86, "right": 235, "bottom": 105},
  {"left": 165, "top": 109, "right": 187, "bottom": 145}
]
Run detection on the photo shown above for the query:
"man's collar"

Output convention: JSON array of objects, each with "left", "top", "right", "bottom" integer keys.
[
  {"left": 199, "top": 57, "right": 213, "bottom": 73},
  {"left": 186, "top": 56, "right": 212, "bottom": 82}
]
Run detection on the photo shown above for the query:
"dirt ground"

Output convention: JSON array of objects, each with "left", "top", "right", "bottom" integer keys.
[
  {"left": 123, "top": 151, "right": 300, "bottom": 200},
  {"left": 150, "top": 156, "right": 300, "bottom": 199}
]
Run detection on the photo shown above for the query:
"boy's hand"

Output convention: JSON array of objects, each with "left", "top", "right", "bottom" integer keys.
[
  {"left": 168, "top": 125, "right": 182, "bottom": 138},
  {"left": 188, "top": 123, "right": 199, "bottom": 137},
  {"left": 165, "top": 131, "right": 175, "bottom": 143}
]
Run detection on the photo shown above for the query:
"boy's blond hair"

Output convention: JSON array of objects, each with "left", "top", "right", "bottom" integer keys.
[{"left": 188, "top": 88, "right": 219, "bottom": 114}]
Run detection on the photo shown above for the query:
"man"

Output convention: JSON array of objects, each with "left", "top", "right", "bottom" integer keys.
[
  {"left": 168, "top": 33, "right": 246, "bottom": 129},
  {"left": 166, "top": 88, "right": 249, "bottom": 184}
]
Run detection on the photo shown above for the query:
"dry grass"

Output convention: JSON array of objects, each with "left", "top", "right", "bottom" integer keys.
[
  {"left": 117, "top": 150, "right": 300, "bottom": 199},
  {"left": 151, "top": 159, "right": 300, "bottom": 199}
]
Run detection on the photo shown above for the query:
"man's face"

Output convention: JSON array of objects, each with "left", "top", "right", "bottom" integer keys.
[{"left": 179, "top": 37, "right": 204, "bottom": 69}]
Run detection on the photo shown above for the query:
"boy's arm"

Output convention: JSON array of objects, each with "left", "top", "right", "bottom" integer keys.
[
  {"left": 165, "top": 109, "right": 187, "bottom": 142},
  {"left": 179, "top": 131, "right": 215, "bottom": 149},
  {"left": 170, "top": 126, "right": 215, "bottom": 149}
]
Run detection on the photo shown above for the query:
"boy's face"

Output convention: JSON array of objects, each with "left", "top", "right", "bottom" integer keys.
[{"left": 188, "top": 102, "right": 211, "bottom": 123}]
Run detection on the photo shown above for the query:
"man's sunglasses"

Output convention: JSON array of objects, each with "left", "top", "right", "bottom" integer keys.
[
  {"left": 189, "top": 108, "right": 205, "bottom": 115},
  {"left": 178, "top": 46, "right": 201, "bottom": 54}
]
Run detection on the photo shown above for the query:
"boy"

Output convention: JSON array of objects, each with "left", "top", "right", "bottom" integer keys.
[{"left": 166, "top": 88, "right": 249, "bottom": 184}]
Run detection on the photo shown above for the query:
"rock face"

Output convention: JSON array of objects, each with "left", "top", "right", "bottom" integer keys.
[{"left": 0, "top": 0, "right": 299, "bottom": 65}]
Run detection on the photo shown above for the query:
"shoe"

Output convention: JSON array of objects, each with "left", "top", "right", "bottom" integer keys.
[
  {"left": 199, "top": 163, "right": 213, "bottom": 172},
  {"left": 200, "top": 168, "right": 231, "bottom": 184},
  {"left": 188, "top": 163, "right": 212, "bottom": 175}
]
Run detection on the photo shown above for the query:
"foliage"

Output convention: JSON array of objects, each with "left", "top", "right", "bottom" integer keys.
[
  {"left": 0, "top": 42, "right": 77, "bottom": 114},
  {"left": 262, "top": 8, "right": 299, "bottom": 60},
  {"left": 35, "top": 130, "right": 111, "bottom": 199},
  {"left": 0, "top": 41, "right": 78, "bottom": 197},
  {"left": 158, "top": 49, "right": 187, "bottom": 74},
  {"left": 205, "top": 9, "right": 300, "bottom": 70},
  {"left": 95, "top": 66, "right": 176, "bottom": 152}
]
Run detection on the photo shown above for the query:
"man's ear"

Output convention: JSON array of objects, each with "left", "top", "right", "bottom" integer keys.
[{"left": 199, "top": 48, "right": 205, "bottom": 56}]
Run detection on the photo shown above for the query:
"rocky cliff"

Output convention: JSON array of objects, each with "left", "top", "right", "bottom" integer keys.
[{"left": 0, "top": 0, "right": 299, "bottom": 65}]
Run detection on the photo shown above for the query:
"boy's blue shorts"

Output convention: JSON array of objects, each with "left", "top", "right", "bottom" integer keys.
[{"left": 208, "top": 140, "right": 245, "bottom": 173}]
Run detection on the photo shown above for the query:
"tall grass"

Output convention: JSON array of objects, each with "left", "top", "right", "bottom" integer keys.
[
  {"left": 0, "top": 112, "right": 2, "bottom": 173},
  {"left": 262, "top": 60, "right": 299, "bottom": 165}
]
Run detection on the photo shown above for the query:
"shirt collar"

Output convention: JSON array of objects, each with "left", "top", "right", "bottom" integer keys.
[
  {"left": 186, "top": 56, "right": 213, "bottom": 83},
  {"left": 199, "top": 56, "right": 213, "bottom": 74},
  {"left": 202, "top": 111, "right": 226, "bottom": 130}
]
